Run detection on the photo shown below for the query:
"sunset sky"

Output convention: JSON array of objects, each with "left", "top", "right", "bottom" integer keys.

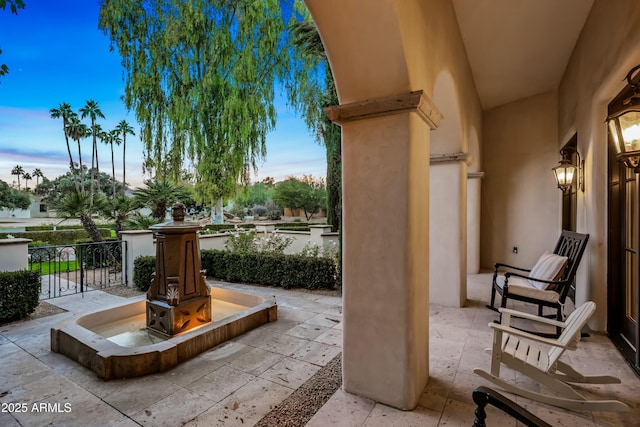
[{"left": 0, "top": 1, "right": 326, "bottom": 190}]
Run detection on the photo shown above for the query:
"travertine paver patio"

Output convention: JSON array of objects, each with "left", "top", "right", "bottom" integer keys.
[{"left": 0, "top": 274, "right": 638, "bottom": 426}]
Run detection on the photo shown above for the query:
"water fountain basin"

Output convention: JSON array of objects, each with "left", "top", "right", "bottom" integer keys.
[{"left": 51, "top": 286, "right": 277, "bottom": 380}]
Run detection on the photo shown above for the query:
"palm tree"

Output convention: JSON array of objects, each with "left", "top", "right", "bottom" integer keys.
[
  {"left": 79, "top": 100, "right": 105, "bottom": 206},
  {"left": 92, "top": 123, "right": 105, "bottom": 193},
  {"left": 65, "top": 115, "right": 90, "bottom": 189},
  {"left": 55, "top": 189, "right": 105, "bottom": 242},
  {"left": 49, "top": 102, "right": 78, "bottom": 189},
  {"left": 22, "top": 172, "right": 31, "bottom": 192},
  {"left": 33, "top": 168, "right": 44, "bottom": 188},
  {"left": 11, "top": 165, "right": 24, "bottom": 190},
  {"left": 107, "top": 129, "right": 122, "bottom": 198},
  {"left": 133, "top": 179, "right": 191, "bottom": 220},
  {"left": 115, "top": 120, "right": 135, "bottom": 194},
  {"left": 126, "top": 211, "right": 162, "bottom": 230},
  {"left": 100, "top": 193, "right": 135, "bottom": 236}
]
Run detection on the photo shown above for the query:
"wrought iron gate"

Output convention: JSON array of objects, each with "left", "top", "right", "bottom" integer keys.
[{"left": 28, "top": 240, "right": 127, "bottom": 300}]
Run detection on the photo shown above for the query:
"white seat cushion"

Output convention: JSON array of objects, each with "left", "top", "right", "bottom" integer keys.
[
  {"left": 495, "top": 274, "right": 530, "bottom": 289},
  {"left": 495, "top": 274, "right": 560, "bottom": 303},
  {"left": 527, "top": 252, "right": 568, "bottom": 290}
]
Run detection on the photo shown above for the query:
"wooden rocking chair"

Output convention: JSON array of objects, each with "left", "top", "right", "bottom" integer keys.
[
  {"left": 474, "top": 302, "right": 630, "bottom": 412},
  {"left": 487, "top": 230, "right": 589, "bottom": 336}
]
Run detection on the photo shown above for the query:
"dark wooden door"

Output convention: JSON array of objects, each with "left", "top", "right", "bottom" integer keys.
[{"left": 608, "top": 131, "right": 640, "bottom": 373}]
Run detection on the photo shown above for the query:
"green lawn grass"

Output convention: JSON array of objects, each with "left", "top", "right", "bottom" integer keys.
[{"left": 30, "top": 260, "right": 80, "bottom": 275}]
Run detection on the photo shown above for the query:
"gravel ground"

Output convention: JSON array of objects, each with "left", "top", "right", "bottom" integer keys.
[
  {"left": 255, "top": 353, "right": 342, "bottom": 427},
  {"left": 29, "top": 301, "right": 67, "bottom": 319},
  {"left": 0, "top": 301, "right": 67, "bottom": 326},
  {"left": 100, "top": 285, "right": 145, "bottom": 298}
]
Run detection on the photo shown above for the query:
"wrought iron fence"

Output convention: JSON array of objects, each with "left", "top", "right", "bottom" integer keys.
[{"left": 28, "top": 240, "right": 127, "bottom": 300}]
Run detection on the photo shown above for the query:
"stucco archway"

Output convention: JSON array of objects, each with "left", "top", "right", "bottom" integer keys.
[{"left": 305, "top": 2, "right": 411, "bottom": 103}]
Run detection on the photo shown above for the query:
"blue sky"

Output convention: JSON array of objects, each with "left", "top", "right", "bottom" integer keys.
[{"left": 0, "top": 1, "right": 326, "bottom": 189}]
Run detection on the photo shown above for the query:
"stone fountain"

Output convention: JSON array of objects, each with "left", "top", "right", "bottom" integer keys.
[
  {"left": 51, "top": 203, "right": 277, "bottom": 380},
  {"left": 146, "top": 203, "right": 211, "bottom": 337}
]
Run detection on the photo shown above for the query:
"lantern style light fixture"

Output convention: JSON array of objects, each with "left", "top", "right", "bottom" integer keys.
[
  {"left": 552, "top": 147, "right": 583, "bottom": 193},
  {"left": 607, "top": 64, "right": 640, "bottom": 172}
]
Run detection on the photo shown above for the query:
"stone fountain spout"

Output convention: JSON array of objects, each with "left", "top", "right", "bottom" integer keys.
[{"left": 146, "top": 202, "right": 212, "bottom": 337}]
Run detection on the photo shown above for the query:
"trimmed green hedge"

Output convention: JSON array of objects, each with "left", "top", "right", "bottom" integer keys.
[
  {"left": 0, "top": 270, "right": 42, "bottom": 323},
  {"left": 133, "top": 256, "right": 156, "bottom": 291},
  {"left": 274, "top": 226, "right": 312, "bottom": 232},
  {"left": 23, "top": 223, "right": 116, "bottom": 231},
  {"left": 133, "top": 249, "right": 338, "bottom": 291},
  {"left": 0, "top": 229, "right": 112, "bottom": 245}
]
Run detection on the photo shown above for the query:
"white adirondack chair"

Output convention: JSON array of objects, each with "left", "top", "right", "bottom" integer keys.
[{"left": 474, "top": 301, "right": 630, "bottom": 412}]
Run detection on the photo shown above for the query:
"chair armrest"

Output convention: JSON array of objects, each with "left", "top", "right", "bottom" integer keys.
[
  {"left": 494, "top": 262, "right": 531, "bottom": 273},
  {"left": 504, "top": 271, "right": 565, "bottom": 287},
  {"left": 488, "top": 323, "right": 571, "bottom": 349},
  {"left": 497, "top": 307, "right": 566, "bottom": 327}
]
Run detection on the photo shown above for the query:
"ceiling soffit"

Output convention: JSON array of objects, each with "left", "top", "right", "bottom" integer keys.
[{"left": 451, "top": 0, "right": 594, "bottom": 110}]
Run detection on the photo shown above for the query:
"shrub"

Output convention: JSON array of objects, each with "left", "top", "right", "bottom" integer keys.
[
  {"left": 224, "top": 230, "right": 259, "bottom": 253},
  {"left": 201, "top": 250, "right": 226, "bottom": 278},
  {"left": 251, "top": 205, "right": 267, "bottom": 217},
  {"left": 254, "top": 232, "right": 293, "bottom": 254},
  {"left": 267, "top": 209, "right": 282, "bottom": 220},
  {"left": 0, "top": 229, "right": 112, "bottom": 245},
  {"left": 276, "top": 225, "right": 310, "bottom": 232},
  {"left": 133, "top": 256, "right": 155, "bottom": 291},
  {"left": 28, "top": 240, "right": 51, "bottom": 247},
  {"left": 224, "top": 230, "right": 293, "bottom": 255},
  {"left": 200, "top": 249, "right": 338, "bottom": 290},
  {"left": 281, "top": 255, "right": 337, "bottom": 289},
  {"left": 0, "top": 270, "right": 42, "bottom": 323},
  {"left": 265, "top": 200, "right": 282, "bottom": 220}
]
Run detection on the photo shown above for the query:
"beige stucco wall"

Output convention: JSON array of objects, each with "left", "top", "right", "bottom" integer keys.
[
  {"left": 557, "top": 0, "right": 640, "bottom": 330},
  {"left": 481, "top": 91, "right": 561, "bottom": 269}
]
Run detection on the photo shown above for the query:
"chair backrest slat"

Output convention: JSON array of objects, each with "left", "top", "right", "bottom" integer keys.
[
  {"left": 547, "top": 301, "right": 595, "bottom": 365},
  {"left": 552, "top": 230, "right": 589, "bottom": 299}
]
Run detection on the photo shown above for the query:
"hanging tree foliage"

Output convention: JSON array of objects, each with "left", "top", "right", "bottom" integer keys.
[
  {"left": 99, "top": 0, "right": 289, "bottom": 204},
  {"left": 284, "top": 2, "right": 341, "bottom": 232}
]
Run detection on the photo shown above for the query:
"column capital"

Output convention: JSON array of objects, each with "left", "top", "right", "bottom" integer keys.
[
  {"left": 430, "top": 152, "right": 472, "bottom": 165},
  {"left": 324, "top": 90, "right": 442, "bottom": 129}
]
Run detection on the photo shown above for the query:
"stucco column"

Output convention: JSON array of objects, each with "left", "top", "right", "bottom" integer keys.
[
  {"left": 429, "top": 154, "right": 470, "bottom": 307},
  {"left": 467, "top": 172, "right": 484, "bottom": 274},
  {"left": 0, "top": 238, "right": 31, "bottom": 272},
  {"left": 120, "top": 230, "right": 155, "bottom": 287},
  {"left": 326, "top": 90, "right": 442, "bottom": 409}
]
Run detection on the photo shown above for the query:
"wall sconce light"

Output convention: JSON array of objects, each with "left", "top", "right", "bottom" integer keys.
[
  {"left": 552, "top": 147, "right": 583, "bottom": 193},
  {"left": 606, "top": 65, "right": 640, "bottom": 172}
]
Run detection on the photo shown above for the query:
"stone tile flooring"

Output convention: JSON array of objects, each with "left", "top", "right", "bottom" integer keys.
[{"left": 0, "top": 275, "right": 638, "bottom": 426}]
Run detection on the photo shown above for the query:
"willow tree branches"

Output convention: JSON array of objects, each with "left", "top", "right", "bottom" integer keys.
[{"left": 99, "top": 0, "right": 289, "bottom": 205}]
